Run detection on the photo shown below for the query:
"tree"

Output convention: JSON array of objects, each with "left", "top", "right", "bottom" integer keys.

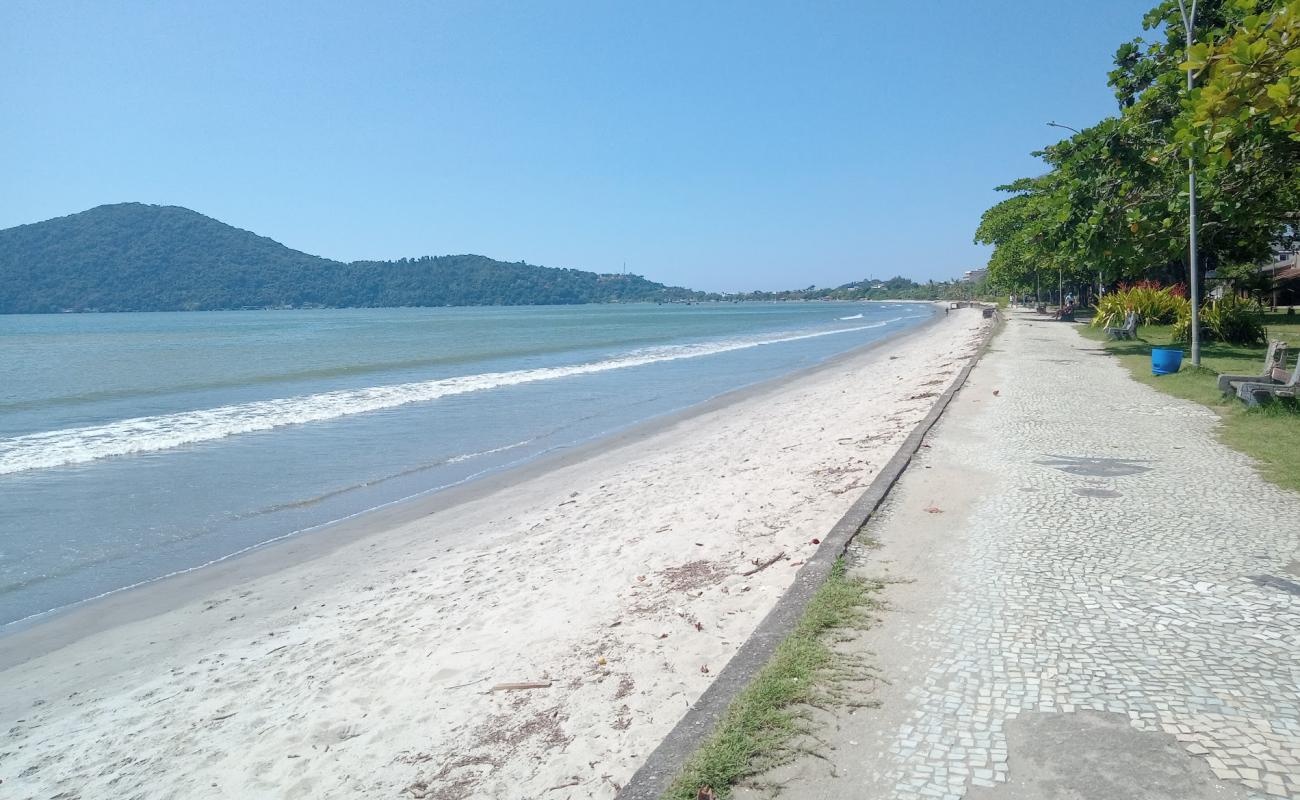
[{"left": 976, "top": 0, "right": 1300, "bottom": 294}]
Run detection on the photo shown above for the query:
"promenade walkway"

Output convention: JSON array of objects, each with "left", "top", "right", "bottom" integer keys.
[{"left": 751, "top": 310, "right": 1300, "bottom": 799}]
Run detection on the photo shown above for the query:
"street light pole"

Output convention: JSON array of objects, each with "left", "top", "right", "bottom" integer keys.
[
  {"left": 1179, "top": 0, "right": 1202, "bottom": 366},
  {"left": 1046, "top": 121, "right": 1082, "bottom": 307}
]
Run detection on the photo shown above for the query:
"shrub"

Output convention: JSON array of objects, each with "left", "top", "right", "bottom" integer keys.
[
  {"left": 1092, "top": 282, "right": 1190, "bottom": 327},
  {"left": 1172, "top": 294, "right": 1267, "bottom": 346}
]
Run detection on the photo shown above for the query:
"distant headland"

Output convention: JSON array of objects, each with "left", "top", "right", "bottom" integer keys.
[{"left": 0, "top": 203, "right": 969, "bottom": 313}]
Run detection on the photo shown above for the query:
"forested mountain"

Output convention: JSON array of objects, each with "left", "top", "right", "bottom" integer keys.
[{"left": 0, "top": 204, "right": 703, "bottom": 313}]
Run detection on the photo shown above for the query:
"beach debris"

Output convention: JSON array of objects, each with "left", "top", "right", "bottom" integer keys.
[
  {"left": 489, "top": 681, "right": 553, "bottom": 692},
  {"left": 696, "top": 787, "right": 719, "bottom": 800},
  {"left": 993, "top": 389, "right": 1001, "bottom": 396},
  {"left": 212, "top": 712, "right": 237, "bottom": 722},
  {"left": 404, "top": 781, "right": 431, "bottom": 798},
  {"left": 924, "top": 504, "right": 944, "bottom": 514},
  {"left": 810, "top": 537, "right": 821, "bottom": 545},
  {"left": 546, "top": 778, "right": 583, "bottom": 792},
  {"left": 699, "top": 665, "right": 710, "bottom": 674},
  {"left": 693, "top": 621, "right": 704, "bottom": 631},
  {"left": 742, "top": 551, "right": 786, "bottom": 576},
  {"left": 636, "top": 575, "right": 645, "bottom": 582},
  {"left": 656, "top": 525, "right": 672, "bottom": 532}
]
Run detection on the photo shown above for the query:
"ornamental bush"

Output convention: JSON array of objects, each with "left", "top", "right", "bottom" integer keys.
[
  {"left": 1092, "top": 282, "right": 1189, "bottom": 328},
  {"left": 1173, "top": 295, "right": 1267, "bottom": 346}
]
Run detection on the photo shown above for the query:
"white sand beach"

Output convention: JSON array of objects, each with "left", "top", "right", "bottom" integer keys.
[{"left": 1, "top": 308, "right": 990, "bottom": 800}]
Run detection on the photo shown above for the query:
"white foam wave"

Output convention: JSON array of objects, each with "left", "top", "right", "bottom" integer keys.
[
  {"left": 838, "top": 313, "right": 864, "bottom": 320},
  {"left": 0, "top": 321, "right": 895, "bottom": 476}
]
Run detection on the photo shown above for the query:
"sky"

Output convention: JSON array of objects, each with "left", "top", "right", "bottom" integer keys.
[{"left": 2, "top": 0, "right": 1154, "bottom": 292}]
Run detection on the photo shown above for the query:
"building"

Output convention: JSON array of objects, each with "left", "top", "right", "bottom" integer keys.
[
  {"left": 961, "top": 268, "right": 988, "bottom": 283},
  {"left": 1264, "top": 251, "right": 1300, "bottom": 307}
]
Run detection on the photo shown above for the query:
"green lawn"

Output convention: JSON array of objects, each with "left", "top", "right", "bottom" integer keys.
[{"left": 1077, "top": 311, "right": 1300, "bottom": 493}]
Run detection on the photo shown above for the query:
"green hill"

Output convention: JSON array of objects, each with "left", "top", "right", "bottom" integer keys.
[{"left": 0, "top": 203, "right": 702, "bottom": 313}]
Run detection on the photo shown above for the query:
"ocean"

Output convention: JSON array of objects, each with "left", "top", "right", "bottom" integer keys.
[{"left": 0, "top": 302, "right": 932, "bottom": 627}]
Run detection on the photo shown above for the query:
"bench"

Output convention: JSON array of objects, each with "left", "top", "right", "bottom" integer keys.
[
  {"left": 1234, "top": 355, "right": 1300, "bottom": 407},
  {"left": 1105, "top": 312, "right": 1138, "bottom": 340},
  {"left": 1216, "top": 341, "right": 1288, "bottom": 394}
]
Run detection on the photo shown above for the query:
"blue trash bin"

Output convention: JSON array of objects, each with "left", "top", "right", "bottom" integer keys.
[{"left": 1151, "top": 348, "right": 1184, "bottom": 375}]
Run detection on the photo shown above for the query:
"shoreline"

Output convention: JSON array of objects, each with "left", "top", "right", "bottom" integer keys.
[
  {"left": 0, "top": 306, "right": 945, "bottom": 664},
  {"left": 1, "top": 306, "right": 989, "bottom": 800}
]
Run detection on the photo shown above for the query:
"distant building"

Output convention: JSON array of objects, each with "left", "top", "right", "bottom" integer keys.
[
  {"left": 961, "top": 268, "right": 988, "bottom": 283},
  {"left": 1264, "top": 250, "right": 1299, "bottom": 307},
  {"left": 1208, "top": 250, "right": 1299, "bottom": 306}
]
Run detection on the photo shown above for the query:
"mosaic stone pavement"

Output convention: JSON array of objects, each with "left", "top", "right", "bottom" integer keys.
[{"left": 853, "top": 313, "right": 1300, "bottom": 799}]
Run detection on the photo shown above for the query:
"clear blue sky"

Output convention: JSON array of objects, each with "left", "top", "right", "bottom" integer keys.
[{"left": 2, "top": 0, "right": 1151, "bottom": 292}]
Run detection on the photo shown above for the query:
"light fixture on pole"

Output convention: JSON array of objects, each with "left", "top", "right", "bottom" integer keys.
[
  {"left": 1047, "top": 122, "right": 1081, "bottom": 307},
  {"left": 1179, "top": 0, "right": 1202, "bottom": 366}
]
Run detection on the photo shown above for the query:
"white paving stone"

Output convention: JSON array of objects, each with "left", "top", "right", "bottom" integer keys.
[{"left": 849, "top": 312, "right": 1300, "bottom": 799}]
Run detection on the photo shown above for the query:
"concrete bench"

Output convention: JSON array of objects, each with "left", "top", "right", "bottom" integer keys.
[
  {"left": 1217, "top": 341, "right": 1288, "bottom": 394},
  {"left": 1234, "top": 356, "right": 1300, "bottom": 407}
]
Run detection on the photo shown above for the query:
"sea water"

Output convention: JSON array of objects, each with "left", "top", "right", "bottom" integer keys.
[{"left": 0, "top": 302, "right": 932, "bottom": 626}]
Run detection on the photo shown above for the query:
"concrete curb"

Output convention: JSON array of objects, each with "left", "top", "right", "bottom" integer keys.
[{"left": 616, "top": 311, "right": 999, "bottom": 800}]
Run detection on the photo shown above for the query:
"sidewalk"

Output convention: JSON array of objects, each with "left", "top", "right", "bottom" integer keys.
[{"left": 746, "top": 310, "right": 1300, "bottom": 800}]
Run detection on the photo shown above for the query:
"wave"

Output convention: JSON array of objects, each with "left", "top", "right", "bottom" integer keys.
[
  {"left": 0, "top": 321, "right": 899, "bottom": 476},
  {"left": 838, "top": 313, "right": 864, "bottom": 320}
]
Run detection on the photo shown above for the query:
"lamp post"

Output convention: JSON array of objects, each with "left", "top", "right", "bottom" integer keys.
[
  {"left": 1179, "top": 0, "right": 1202, "bottom": 366},
  {"left": 1047, "top": 122, "right": 1082, "bottom": 308}
]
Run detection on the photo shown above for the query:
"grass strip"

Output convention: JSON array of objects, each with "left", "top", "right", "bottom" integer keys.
[
  {"left": 1077, "top": 312, "right": 1300, "bottom": 493},
  {"left": 662, "top": 558, "right": 879, "bottom": 800}
]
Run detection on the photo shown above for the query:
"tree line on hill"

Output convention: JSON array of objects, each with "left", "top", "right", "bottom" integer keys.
[
  {"left": 0, "top": 202, "right": 982, "bottom": 313},
  {"left": 0, "top": 204, "right": 704, "bottom": 313},
  {"left": 719, "top": 275, "right": 988, "bottom": 302}
]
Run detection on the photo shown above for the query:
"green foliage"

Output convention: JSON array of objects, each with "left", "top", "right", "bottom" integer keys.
[
  {"left": 977, "top": 0, "right": 1300, "bottom": 293},
  {"left": 1214, "top": 262, "right": 1274, "bottom": 297},
  {"left": 1182, "top": 1, "right": 1300, "bottom": 156},
  {"left": 0, "top": 204, "right": 703, "bottom": 313},
  {"left": 663, "top": 560, "right": 878, "bottom": 800},
  {"left": 1173, "top": 293, "right": 1268, "bottom": 344},
  {"left": 1091, "top": 282, "right": 1190, "bottom": 327}
]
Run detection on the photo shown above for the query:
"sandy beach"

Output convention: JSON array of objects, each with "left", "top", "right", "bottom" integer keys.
[{"left": 1, "top": 307, "right": 990, "bottom": 800}]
